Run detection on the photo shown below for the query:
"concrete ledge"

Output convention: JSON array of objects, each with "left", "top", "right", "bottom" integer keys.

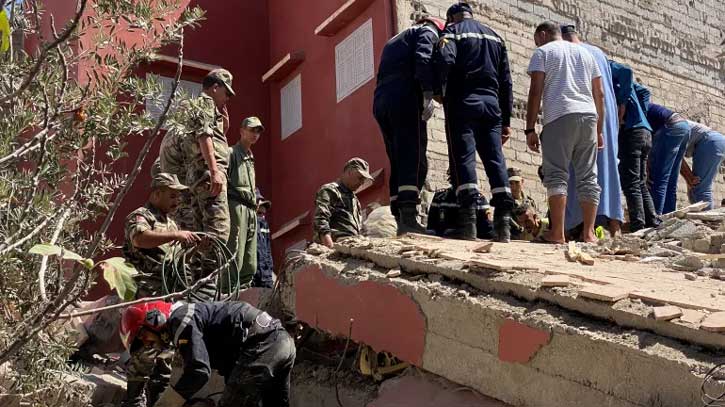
[{"left": 282, "top": 253, "right": 715, "bottom": 407}]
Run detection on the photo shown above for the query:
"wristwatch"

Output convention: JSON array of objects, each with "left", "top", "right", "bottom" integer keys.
[{"left": 524, "top": 128, "right": 536, "bottom": 135}]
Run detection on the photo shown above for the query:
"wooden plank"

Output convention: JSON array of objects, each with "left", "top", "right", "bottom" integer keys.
[
  {"left": 662, "top": 201, "right": 709, "bottom": 219},
  {"left": 630, "top": 290, "right": 722, "bottom": 313},
  {"left": 652, "top": 305, "right": 683, "bottom": 321},
  {"left": 314, "top": 0, "right": 376, "bottom": 36},
  {"left": 679, "top": 309, "right": 706, "bottom": 325},
  {"left": 578, "top": 285, "right": 631, "bottom": 302},
  {"left": 700, "top": 312, "right": 725, "bottom": 332},
  {"left": 541, "top": 275, "right": 571, "bottom": 287},
  {"left": 472, "top": 242, "right": 494, "bottom": 253},
  {"left": 262, "top": 51, "right": 305, "bottom": 83}
]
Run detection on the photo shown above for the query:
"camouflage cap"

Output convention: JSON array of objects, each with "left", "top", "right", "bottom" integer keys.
[
  {"left": 151, "top": 172, "right": 188, "bottom": 191},
  {"left": 242, "top": 116, "right": 265, "bottom": 132},
  {"left": 206, "top": 68, "right": 236, "bottom": 96},
  {"left": 507, "top": 167, "right": 523, "bottom": 182},
  {"left": 344, "top": 157, "right": 373, "bottom": 180}
]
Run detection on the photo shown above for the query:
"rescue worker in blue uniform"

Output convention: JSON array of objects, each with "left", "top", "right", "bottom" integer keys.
[
  {"left": 437, "top": 3, "right": 515, "bottom": 241},
  {"left": 373, "top": 16, "right": 446, "bottom": 235}
]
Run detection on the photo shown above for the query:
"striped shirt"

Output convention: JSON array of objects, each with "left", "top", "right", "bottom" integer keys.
[
  {"left": 686, "top": 120, "right": 713, "bottom": 157},
  {"left": 527, "top": 40, "right": 601, "bottom": 126}
]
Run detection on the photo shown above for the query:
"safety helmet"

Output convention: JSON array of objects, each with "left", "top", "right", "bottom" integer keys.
[
  {"left": 417, "top": 16, "right": 446, "bottom": 32},
  {"left": 120, "top": 301, "right": 172, "bottom": 349}
]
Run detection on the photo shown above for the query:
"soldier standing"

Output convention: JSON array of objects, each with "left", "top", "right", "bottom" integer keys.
[
  {"left": 373, "top": 16, "right": 445, "bottom": 235},
  {"left": 313, "top": 158, "right": 373, "bottom": 248},
  {"left": 438, "top": 3, "right": 515, "bottom": 241},
  {"left": 227, "top": 117, "right": 263, "bottom": 287},
  {"left": 254, "top": 188, "right": 274, "bottom": 289},
  {"left": 121, "top": 172, "right": 200, "bottom": 407}
]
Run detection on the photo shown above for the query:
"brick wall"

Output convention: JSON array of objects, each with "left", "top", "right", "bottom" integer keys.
[{"left": 395, "top": 0, "right": 725, "bottom": 211}]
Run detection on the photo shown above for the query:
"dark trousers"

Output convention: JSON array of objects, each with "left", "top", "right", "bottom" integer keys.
[
  {"left": 373, "top": 84, "right": 428, "bottom": 212},
  {"left": 618, "top": 127, "right": 658, "bottom": 231},
  {"left": 444, "top": 95, "right": 512, "bottom": 209},
  {"left": 219, "top": 328, "right": 296, "bottom": 407}
]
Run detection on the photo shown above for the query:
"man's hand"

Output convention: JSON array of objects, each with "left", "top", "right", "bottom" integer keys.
[
  {"left": 322, "top": 234, "right": 334, "bottom": 249},
  {"left": 174, "top": 231, "right": 201, "bottom": 245},
  {"left": 501, "top": 127, "right": 512, "bottom": 145},
  {"left": 526, "top": 130, "right": 540, "bottom": 153},
  {"left": 209, "top": 170, "right": 225, "bottom": 197},
  {"left": 433, "top": 95, "right": 443, "bottom": 104},
  {"left": 597, "top": 133, "right": 605, "bottom": 150},
  {"left": 221, "top": 105, "right": 230, "bottom": 135},
  {"left": 686, "top": 175, "right": 701, "bottom": 188},
  {"left": 421, "top": 91, "right": 435, "bottom": 122}
]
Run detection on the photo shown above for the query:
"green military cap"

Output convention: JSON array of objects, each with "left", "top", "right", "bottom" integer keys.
[
  {"left": 151, "top": 172, "right": 188, "bottom": 191},
  {"left": 242, "top": 116, "right": 265, "bottom": 132},
  {"left": 206, "top": 68, "right": 236, "bottom": 96},
  {"left": 344, "top": 157, "right": 373, "bottom": 180},
  {"left": 507, "top": 167, "right": 523, "bottom": 182}
]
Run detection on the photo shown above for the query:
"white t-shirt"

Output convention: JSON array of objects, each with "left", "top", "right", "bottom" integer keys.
[{"left": 527, "top": 40, "right": 601, "bottom": 126}]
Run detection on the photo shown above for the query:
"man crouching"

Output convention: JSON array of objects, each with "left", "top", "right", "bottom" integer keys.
[{"left": 121, "top": 301, "right": 296, "bottom": 407}]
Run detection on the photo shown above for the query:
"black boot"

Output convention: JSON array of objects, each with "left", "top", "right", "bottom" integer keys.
[
  {"left": 397, "top": 205, "right": 428, "bottom": 236},
  {"left": 494, "top": 209, "right": 511, "bottom": 243},
  {"left": 455, "top": 207, "right": 477, "bottom": 241}
]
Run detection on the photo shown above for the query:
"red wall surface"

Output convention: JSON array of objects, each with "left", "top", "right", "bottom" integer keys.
[{"left": 266, "top": 0, "right": 394, "bottom": 260}]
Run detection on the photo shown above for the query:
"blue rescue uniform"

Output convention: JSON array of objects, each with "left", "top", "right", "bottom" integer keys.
[
  {"left": 373, "top": 22, "right": 440, "bottom": 212},
  {"left": 437, "top": 17, "right": 514, "bottom": 210}
]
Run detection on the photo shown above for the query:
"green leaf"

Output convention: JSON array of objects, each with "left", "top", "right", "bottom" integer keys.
[
  {"left": 29, "top": 244, "right": 84, "bottom": 261},
  {"left": 100, "top": 257, "right": 138, "bottom": 301}
]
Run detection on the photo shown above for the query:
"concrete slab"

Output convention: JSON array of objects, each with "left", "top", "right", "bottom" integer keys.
[{"left": 282, "top": 241, "right": 721, "bottom": 407}]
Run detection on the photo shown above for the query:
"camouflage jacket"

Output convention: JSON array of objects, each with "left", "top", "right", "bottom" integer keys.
[
  {"left": 313, "top": 181, "right": 362, "bottom": 243},
  {"left": 158, "top": 129, "right": 188, "bottom": 179},
  {"left": 181, "top": 93, "right": 229, "bottom": 185},
  {"left": 513, "top": 192, "right": 538, "bottom": 215},
  {"left": 122, "top": 203, "right": 178, "bottom": 291}
]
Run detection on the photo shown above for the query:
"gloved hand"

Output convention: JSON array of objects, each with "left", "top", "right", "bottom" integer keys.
[
  {"left": 152, "top": 387, "right": 186, "bottom": 407},
  {"left": 421, "top": 91, "right": 435, "bottom": 121}
]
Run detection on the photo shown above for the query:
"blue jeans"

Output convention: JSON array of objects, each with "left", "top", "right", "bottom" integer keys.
[
  {"left": 649, "top": 120, "right": 690, "bottom": 214},
  {"left": 690, "top": 132, "right": 725, "bottom": 209}
]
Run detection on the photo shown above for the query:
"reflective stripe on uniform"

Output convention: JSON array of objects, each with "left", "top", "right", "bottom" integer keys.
[
  {"left": 491, "top": 186, "right": 512, "bottom": 194},
  {"left": 259, "top": 228, "right": 270, "bottom": 233},
  {"left": 421, "top": 25, "right": 440, "bottom": 37},
  {"left": 173, "top": 304, "right": 196, "bottom": 344},
  {"left": 456, "top": 183, "right": 479, "bottom": 194},
  {"left": 390, "top": 195, "right": 398, "bottom": 201},
  {"left": 442, "top": 32, "right": 501, "bottom": 43},
  {"left": 398, "top": 185, "right": 420, "bottom": 193}
]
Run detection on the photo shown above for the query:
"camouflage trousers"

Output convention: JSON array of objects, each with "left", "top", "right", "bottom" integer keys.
[
  {"left": 189, "top": 169, "right": 231, "bottom": 242},
  {"left": 122, "top": 346, "right": 173, "bottom": 407},
  {"left": 219, "top": 329, "right": 296, "bottom": 407},
  {"left": 175, "top": 190, "right": 195, "bottom": 231}
]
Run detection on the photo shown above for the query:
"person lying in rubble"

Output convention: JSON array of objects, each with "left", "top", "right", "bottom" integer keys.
[
  {"left": 121, "top": 172, "right": 204, "bottom": 407},
  {"left": 120, "top": 300, "right": 296, "bottom": 407},
  {"left": 313, "top": 158, "right": 373, "bottom": 248},
  {"left": 513, "top": 202, "right": 550, "bottom": 242},
  {"left": 427, "top": 185, "right": 495, "bottom": 239}
]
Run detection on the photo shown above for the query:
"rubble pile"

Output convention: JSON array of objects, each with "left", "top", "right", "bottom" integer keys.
[{"left": 595, "top": 203, "right": 725, "bottom": 281}]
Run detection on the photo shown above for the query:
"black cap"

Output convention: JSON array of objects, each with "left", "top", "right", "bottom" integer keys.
[
  {"left": 446, "top": 2, "right": 473, "bottom": 18},
  {"left": 560, "top": 24, "right": 577, "bottom": 35}
]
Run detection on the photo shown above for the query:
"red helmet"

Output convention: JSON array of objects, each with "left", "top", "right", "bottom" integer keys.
[
  {"left": 120, "top": 301, "right": 172, "bottom": 349},
  {"left": 417, "top": 16, "right": 446, "bottom": 32}
]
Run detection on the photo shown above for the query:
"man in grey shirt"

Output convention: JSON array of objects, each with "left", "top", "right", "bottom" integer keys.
[{"left": 525, "top": 21, "right": 605, "bottom": 244}]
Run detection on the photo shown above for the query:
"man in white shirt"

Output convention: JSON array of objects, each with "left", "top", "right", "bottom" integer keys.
[{"left": 525, "top": 21, "right": 605, "bottom": 244}]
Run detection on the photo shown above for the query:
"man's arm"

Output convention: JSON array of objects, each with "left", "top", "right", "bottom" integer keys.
[
  {"left": 198, "top": 135, "right": 224, "bottom": 197},
  {"left": 435, "top": 28, "right": 457, "bottom": 98},
  {"left": 414, "top": 26, "right": 439, "bottom": 93},
  {"left": 313, "top": 188, "right": 335, "bottom": 248},
  {"left": 525, "top": 71, "right": 545, "bottom": 153},
  {"left": 634, "top": 82, "right": 651, "bottom": 113},
  {"left": 592, "top": 76, "right": 605, "bottom": 148},
  {"left": 168, "top": 311, "right": 212, "bottom": 402},
  {"left": 498, "top": 43, "right": 514, "bottom": 132},
  {"left": 132, "top": 229, "right": 198, "bottom": 249},
  {"left": 680, "top": 159, "right": 701, "bottom": 187},
  {"left": 609, "top": 61, "right": 632, "bottom": 125}
]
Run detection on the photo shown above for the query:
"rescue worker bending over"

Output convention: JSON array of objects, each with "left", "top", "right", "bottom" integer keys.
[
  {"left": 121, "top": 301, "right": 296, "bottom": 407},
  {"left": 437, "top": 2, "right": 515, "bottom": 241},
  {"left": 373, "top": 15, "right": 445, "bottom": 235}
]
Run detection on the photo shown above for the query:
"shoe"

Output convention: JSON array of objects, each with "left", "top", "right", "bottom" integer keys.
[
  {"left": 454, "top": 207, "right": 477, "bottom": 241},
  {"left": 494, "top": 210, "right": 511, "bottom": 243},
  {"left": 397, "top": 205, "right": 428, "bottom": 236}
]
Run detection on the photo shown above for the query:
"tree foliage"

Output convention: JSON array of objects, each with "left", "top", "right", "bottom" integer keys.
[{"left": 0, "top": 0, "right": 203, "bottom": 404}]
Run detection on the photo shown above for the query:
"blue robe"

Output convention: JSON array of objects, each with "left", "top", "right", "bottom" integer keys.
[{"left": 565, "top": 43, "right": 624, "bottom": 230}]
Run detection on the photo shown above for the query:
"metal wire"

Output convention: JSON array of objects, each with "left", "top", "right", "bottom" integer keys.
[
  {"left": 160, "top": 232, "right": 244, "bottom": 302},
  {"left": 702, "top": 361, "right": 725, "bottom": 406}
]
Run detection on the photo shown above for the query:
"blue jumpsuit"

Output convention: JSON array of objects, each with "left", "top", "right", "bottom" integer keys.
[
  {"left": 437, "top": 17, "right": 514, "bottom": 211},
  {"left": 373, "top": 22, "right": 439, "bottom": 213}
]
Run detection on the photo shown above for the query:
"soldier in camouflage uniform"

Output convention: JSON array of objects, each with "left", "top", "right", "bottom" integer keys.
[
  {"left": 313, "top": 158, "right": 373, "bottom": 248},
  {"left": 183, "top": 68, "right": 235, "bottom": 242},
  {"left": 121, "top": 173, "right": 201, "bottom": 407},
  {"left": 227, "top": 117, "right": 263, "bottom": 288},
  {"left": 507, "top": 167, "right": 539, "bottom": 240}
]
